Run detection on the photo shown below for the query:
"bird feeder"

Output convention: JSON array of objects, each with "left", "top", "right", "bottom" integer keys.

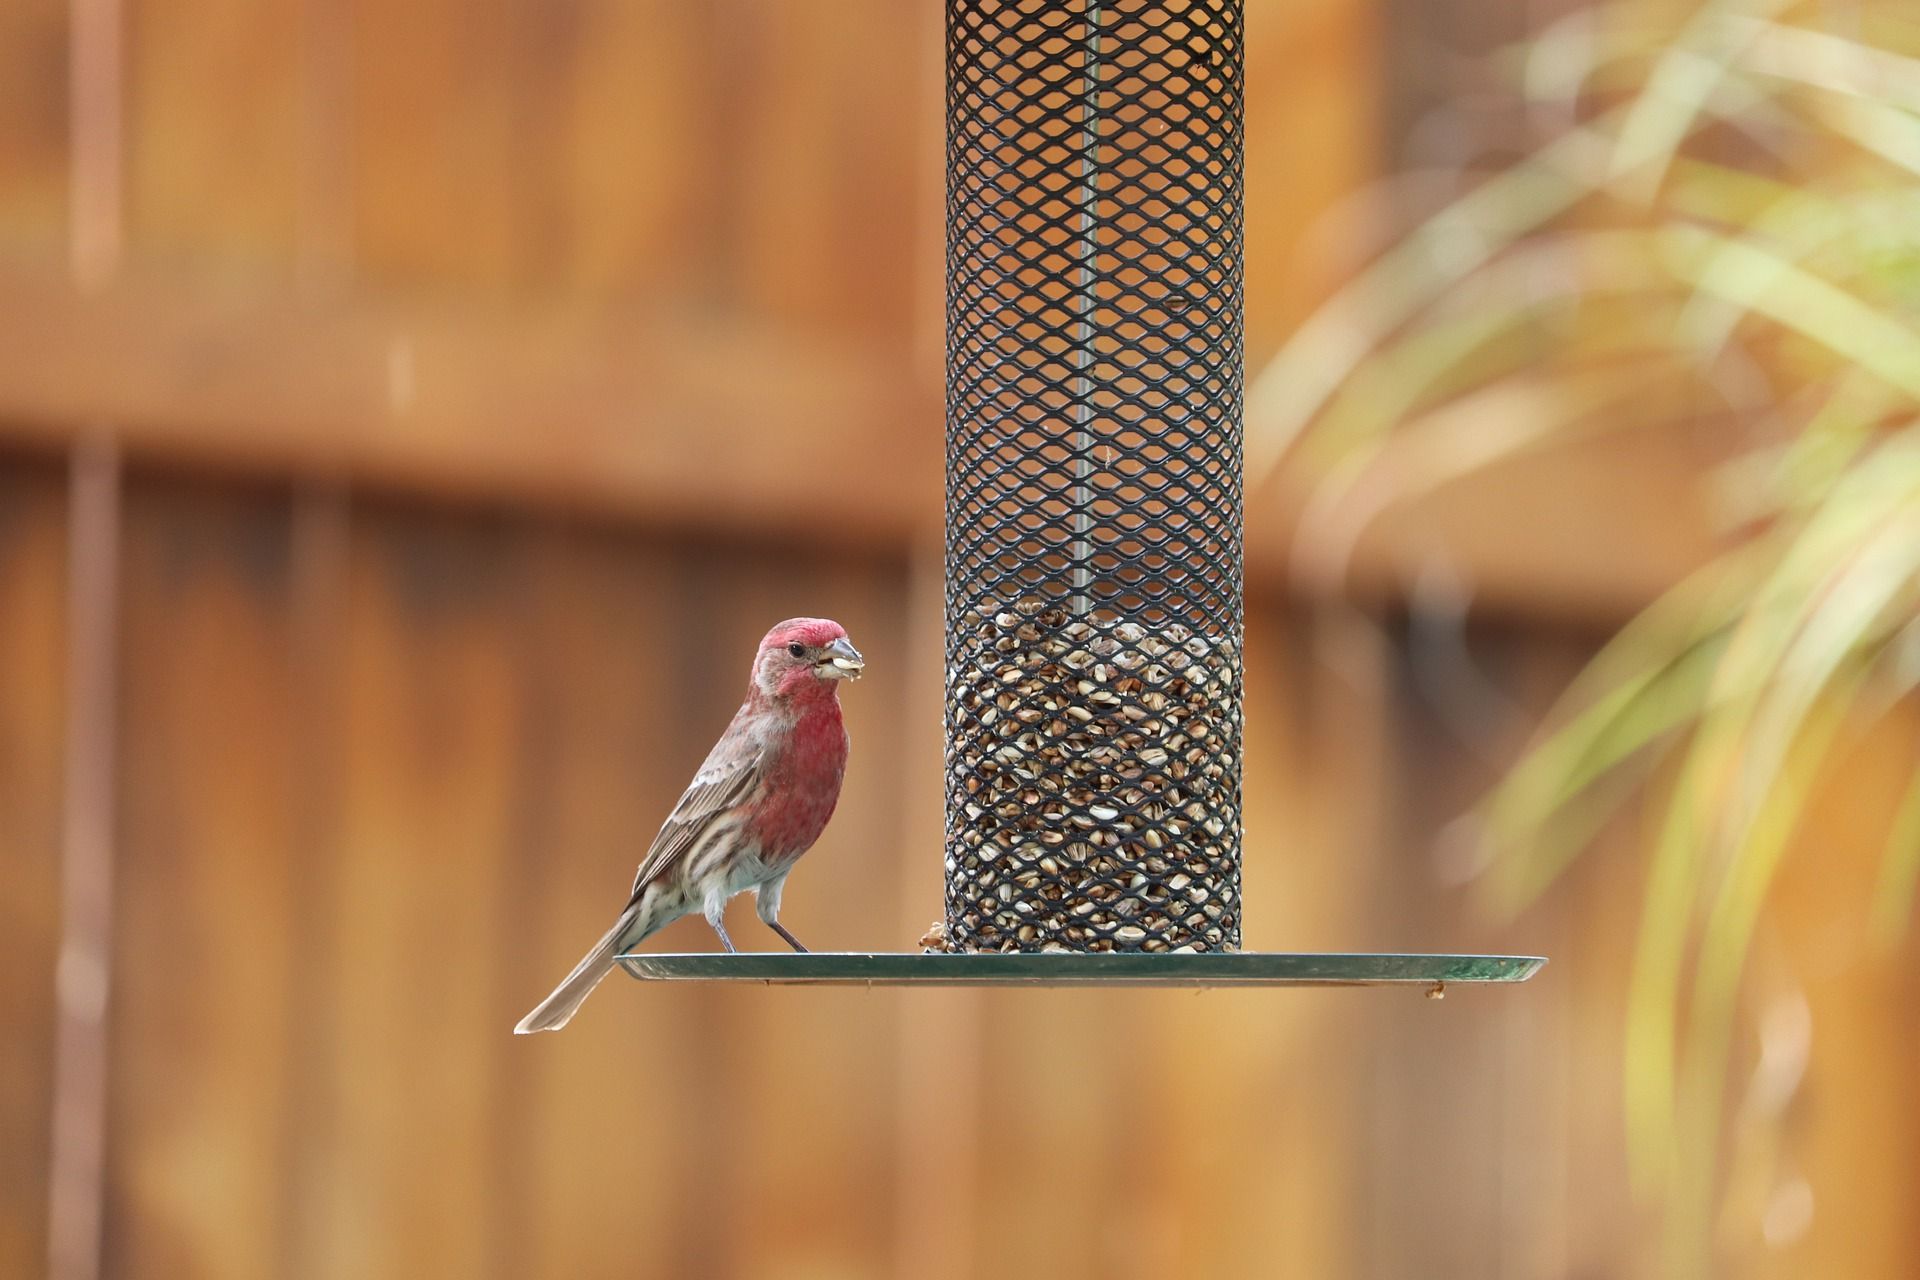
[
  {"left": 943, "top": 0, "right": 1245, "bottom": 953},
  {"left": 621, "top": 0, "right": 1542, "bottom": 990}
]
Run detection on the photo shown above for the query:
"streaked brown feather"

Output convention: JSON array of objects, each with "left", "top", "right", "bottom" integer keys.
[{"left": 627, "top": 715, "right": 766, "bottom": 900}]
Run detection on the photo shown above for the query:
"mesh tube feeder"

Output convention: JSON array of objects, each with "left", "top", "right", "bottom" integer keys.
[
  {"left": 620, "top": 0, "right": 1542, "bottom": 990},
  {"left": 943, "top": 0, "right": 1245, "bottom": 954}
]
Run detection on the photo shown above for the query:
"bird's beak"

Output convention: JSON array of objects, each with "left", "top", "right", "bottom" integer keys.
[{"left": 819, "top": 636, "right": 865, "bottom": 680}]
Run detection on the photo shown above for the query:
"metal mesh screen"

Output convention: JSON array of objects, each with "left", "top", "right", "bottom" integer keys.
[{"left": 943, "top": 0, "right": 1245, "bottom": 952}]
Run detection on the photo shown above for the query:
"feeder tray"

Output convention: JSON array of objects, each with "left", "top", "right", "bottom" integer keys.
[{"left": 618, "top": 951, "right": 1545, "bottom": 988}]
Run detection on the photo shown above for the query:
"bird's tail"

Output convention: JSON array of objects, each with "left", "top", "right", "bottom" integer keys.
[{"left": 514, "top": 904, "right": 642, "bottom": 1035}]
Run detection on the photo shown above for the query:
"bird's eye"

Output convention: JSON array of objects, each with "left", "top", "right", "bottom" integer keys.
[{"left": 787, "top": 642, "right": 808, "bottom": 658}]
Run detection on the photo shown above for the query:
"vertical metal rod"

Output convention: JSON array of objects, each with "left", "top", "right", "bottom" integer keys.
[{"left": 1069, "top": 0, "right": 1102, "bottom": 615}]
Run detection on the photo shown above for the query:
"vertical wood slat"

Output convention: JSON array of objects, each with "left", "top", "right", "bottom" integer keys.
[
  {"left": 698, "top": 549, "right": 907, "bottom": 1280},
  {"left": 1191, "top": 604, "right": 1396, "bottom": 1279},
  {"left": 105, "top": 477, "right": 300, "bottom": 1280},
  {"left": 515, "top": 0, "right": 704, "bottom": 297},
  {"left": 346, "top": 0, "right": 527, "bottom": 292},
  {"left": 502, "top": 524, "right": 705, "bottom": 1280},
  {"left": 275, "top": 484, "right": 351, "bottom": 1280},
  {"left": 1351, "top": 628, "right": 1600, "bottom": 1279},
  {"left": 888, "top": 540, "right": 982, "bottom": 1280},
  {"left": 1150, "top": 604, "right": 1383, "bottom": 1279},
  {"left": 0, "top": 460, "right": 70, "bottom": 1280},
  {"left": 1509, "top": 636, "right": 1643, "bottom": 1280},
  {"left": 1361, "top": 630, "right": 1523, "bottom": 1279},
  {"left": 293, "top": 0, "right": 351, "bottom": 285},
  {"left": 123, "top": 0, "right": 301, "bottom": 271},
  {"left": 1756, "top": 708, "right": 1920, "bottom": 1280},
  {"left": 68, "top": 0, "right": 120, "bottom": 289},
  {"left": 271, "top": 46, "right": 352, "bottom": 1268},
  {"left": 294, "top": 503, "right": 525, "bottom": 1280},
  {"left": 725, "top": 0, "right": 922, "bottom": 339},
  {"left": 1241, "top": 0, "right": 1382, "bottom": 341},
  {"left": 0, "top": 0, "right": 70, "bottom": 256}
]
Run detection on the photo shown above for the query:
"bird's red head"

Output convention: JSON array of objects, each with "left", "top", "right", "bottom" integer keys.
[{"left": 752, "top": 617, "right": 865, "bottom": 703}]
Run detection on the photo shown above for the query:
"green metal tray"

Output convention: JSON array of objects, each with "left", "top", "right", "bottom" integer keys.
[{"left": 615, "top": 951, "right": 1545, "bottom": 988}]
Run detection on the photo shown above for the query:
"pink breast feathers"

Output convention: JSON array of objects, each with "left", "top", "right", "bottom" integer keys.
[{"left": 749, "top": 701, "right": 850, "bottom": 861}]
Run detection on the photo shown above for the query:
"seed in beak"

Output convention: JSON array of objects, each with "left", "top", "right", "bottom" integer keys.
[{"left": 821, "top": 636, "right": 865, "bottom": 678}]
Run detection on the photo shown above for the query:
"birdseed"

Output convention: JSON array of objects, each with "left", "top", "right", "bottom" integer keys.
[{"left": 942, "top": 596, "right": 1241, "bottom": 952}]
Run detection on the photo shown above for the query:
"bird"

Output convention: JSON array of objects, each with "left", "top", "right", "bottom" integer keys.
[{"left": 514, "top": 617, "right": 864, "bottom": 1034}]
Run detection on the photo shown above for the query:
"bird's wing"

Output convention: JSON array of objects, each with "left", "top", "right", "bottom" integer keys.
[{"left": 628, "top": 719, "right": 765, "bottom": 900}]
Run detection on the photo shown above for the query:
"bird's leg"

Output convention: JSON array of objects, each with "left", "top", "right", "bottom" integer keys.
[
  {"left": 754, "top": 874, "right": 805, "bottom": 952},
  {"left": 701, "top": 888, "right": 739, "bottom": 954},
  {"left": 767, "top": 921, "right": 809, "bottom": 954}
]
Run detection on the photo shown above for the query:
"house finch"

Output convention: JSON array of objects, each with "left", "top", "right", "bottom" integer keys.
[{"left": 514, "top": 618, "right": 864, "bottom": 1034}]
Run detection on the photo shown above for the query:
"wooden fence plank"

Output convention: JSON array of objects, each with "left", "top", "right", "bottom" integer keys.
[
  {"left": 124, "top": 0, "right": 301, "bottom": 271},
  {"left": 0, "top": 267, "right": 936, "bottom": 547},
  {"left": 0, "top": 458, "right": 69, "bottom": 1280},
  {"left": 0, "top": 262, "right": 1728, "bottom": 625},
  {"left": 0, "top": 0, "right": 68, "bottom": 256},
  {"left": 104, "top": 474, "right": 301, "bottom": 1280},
  {"left": 700, "top": 550, "right": 908, "bottom": 1280},
  {"left": 347, "top": 0, "right": 525, "bottom": 291},
  {"left": 500, "top": 523, "right": 725, "bottom": 1279},
  {"left": 513, "top": 0, "right": 707, "bottom": 298},
  {"left": 284, "top": 503, "right": 524, "bottom": 1279}
]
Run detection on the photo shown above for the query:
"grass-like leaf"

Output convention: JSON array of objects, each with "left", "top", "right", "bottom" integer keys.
[{"left": 1250, "top": 5, "right": 1920, "bottom": 1268}]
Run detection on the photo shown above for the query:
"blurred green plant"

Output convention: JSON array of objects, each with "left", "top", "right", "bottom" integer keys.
[{"left": 1247, "top": 0, "right": 1920, "bottom": 1271}]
